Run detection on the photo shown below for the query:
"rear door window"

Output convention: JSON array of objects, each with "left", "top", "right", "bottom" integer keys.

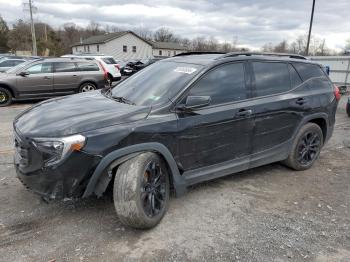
[
  {"left": 54, "top": 62, "right": 77, "bottom": 73},
  {"left": 188, "top": 62, "right": 246, "bottom": 105},
  {"left": 293, "top": 63, "right": 326, "bottom": 81},
  {"left": 252, "top": 62, "right": 291, "bottom": 97},
  {"left": 76, "top": 62, "right": 100, "bottom": 71}
]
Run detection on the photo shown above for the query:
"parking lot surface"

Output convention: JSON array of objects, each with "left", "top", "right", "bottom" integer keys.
[{"left": 0, "top": 97, "right": 349, "bottom": 262}]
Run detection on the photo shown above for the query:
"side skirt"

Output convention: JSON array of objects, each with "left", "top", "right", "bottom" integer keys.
[{"left": 183, "top": 140, "right": 291, "bottom": 186}]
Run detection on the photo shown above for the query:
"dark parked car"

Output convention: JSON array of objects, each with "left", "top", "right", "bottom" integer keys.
[
  {"left": 13, "top": 52, "right": 339, "bottom": 229},
  {"left": 346, "top": 97, "right": 350, "bottom": 117},
  {"left": 0, "top": 58, "right": 107, "bottom": 106}
]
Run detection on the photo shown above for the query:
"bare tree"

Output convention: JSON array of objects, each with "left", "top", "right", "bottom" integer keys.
[
  {"left": 154, "top": 27, "right": 175, "bottom": 42},
  {"left": 273, "top": 40, "right": 288, "bottom": 53},
  {"left": 134, "top": 27, "right": 153, "bottom": 41}
]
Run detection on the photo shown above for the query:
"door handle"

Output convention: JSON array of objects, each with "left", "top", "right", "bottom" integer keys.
[
  {"left": 296, "top": 98, "right": 307, "bottom": 105},
  {"left": 44, "top": 76, "right": 51, "bottom": 80},
  {"left": 72, "top": 75, "right": 78, "bottom": 77},
  {"left": 236, "top": 109, "right": 253, "bottom": 117}
]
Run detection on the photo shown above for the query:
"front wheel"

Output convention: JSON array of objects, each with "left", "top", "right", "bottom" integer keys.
[
  {"left": 79, "top": 82, "right": 97, "bottom": 93},
  {"left": 113, "top": 152, "right": 170, "bottom": 229},
  {"left": 283, "top": 123, "right": 323, "bottom": 171},
  {"left": 0, "top": 87, "right": 12, "bottom": 107}
]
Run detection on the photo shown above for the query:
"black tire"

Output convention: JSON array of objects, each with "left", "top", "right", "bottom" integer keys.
[
  {"left": 79, "top": 82, "right": 97, "bottom": 93},
  {"left": 113, "top": 152, "right": 170, "bottom": 229},
  {"left": 0, "top": 87, "right": 12, "bottom": 107},
  {"left": 283, "top": 123, "right": 323, "bottom": 171},
  {"left": 107, "top": 74, "right": 113, "bottom": 86}
]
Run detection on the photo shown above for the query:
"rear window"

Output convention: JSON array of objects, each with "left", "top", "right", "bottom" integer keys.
[
  {"left": 102, "top": 57, "right": 117, "bottom": 64},
  {"left": 293, "top": 63, "right": 326, "bottom": 81},
  {"left": 76, "top": 62, "right": 100, "bottom": 71}
]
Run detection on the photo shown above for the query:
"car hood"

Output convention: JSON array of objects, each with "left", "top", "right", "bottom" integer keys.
[{"left": 14, "top": 91, "right": 151, "bottom": 137}]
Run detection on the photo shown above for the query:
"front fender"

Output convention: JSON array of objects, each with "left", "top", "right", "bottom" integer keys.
[{"left": 82, "top": 142, "right": 187, "bottom": 198}]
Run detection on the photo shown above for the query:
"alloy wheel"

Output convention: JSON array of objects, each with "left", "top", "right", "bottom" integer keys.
[
  {"left": 81, "top": 84, "right": 96, "bottom": 92},
  {"left": 141, "top": 161, "right": 167, "bottom": 217},
  {"left": 0, "top": 91, "right": 8, "bottom": 104},
  {"left": 297, "top": 131, "right": 321, "bottom": 166}
]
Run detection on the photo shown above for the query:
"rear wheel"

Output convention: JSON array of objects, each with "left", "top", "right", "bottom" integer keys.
[
  {"left": 283, "top": 123, "right": 323, "bottom": 171},
  {"left": 0, "top": 87, "right": 12, "bottom": 107},
  {"left": 79, "top": 82, "right": 97, "bottom": 93},
  {"left": 113, "top": 152, "right": 170, "bottom": 229}
]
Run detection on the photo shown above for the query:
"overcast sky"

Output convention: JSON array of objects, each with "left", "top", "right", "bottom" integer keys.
[{"left": 0, "top": 0, "right": 349, "bottom": 51}]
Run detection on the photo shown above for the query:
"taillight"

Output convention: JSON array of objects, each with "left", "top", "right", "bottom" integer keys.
[
  {"left": 98, "top": 62, "right": 108, "bottom": 80},
  {"left": 115, "top": 64, "right": 120, "bottom": 70},
  {"left": 334, "top": 85, "right": 341, "bottom": 101}
]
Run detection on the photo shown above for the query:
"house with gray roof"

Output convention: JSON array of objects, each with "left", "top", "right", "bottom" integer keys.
[
  {"left": 151, "top": 41, "right": 186, "bottom": 58},
  {"left": 71, "top": 31, "right": 187, "bottom": 60}
]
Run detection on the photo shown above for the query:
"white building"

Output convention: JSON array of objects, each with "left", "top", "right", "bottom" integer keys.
[
  {"left": 72, "top": 31, "right": 153, "bottom": 61},
  {"left": 71, "top": 31, "right": 187, "bottom": 60}
]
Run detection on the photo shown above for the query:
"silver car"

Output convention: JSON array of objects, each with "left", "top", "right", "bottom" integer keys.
[{"left": 0, "top": 58, "right": 107, "bottom": 106}]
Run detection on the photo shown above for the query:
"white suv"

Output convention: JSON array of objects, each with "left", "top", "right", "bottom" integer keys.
[{"left": 62, "top": 54, "right": 121, "bottom": 82}]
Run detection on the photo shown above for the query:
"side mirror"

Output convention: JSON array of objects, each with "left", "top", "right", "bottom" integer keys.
[
  {"left": 18, "top": 71, "right": 29, "bottom": 77},
  {"left": 178, "top": 96, "right": 211, "bottom": 111}
]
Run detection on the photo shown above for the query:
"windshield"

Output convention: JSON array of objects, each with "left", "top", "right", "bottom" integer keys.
[{"left": 111, "top": 61, "right": 202, "bottom": 106}]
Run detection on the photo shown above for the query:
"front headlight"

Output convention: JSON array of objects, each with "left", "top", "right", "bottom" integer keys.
[{"left": 32, "top": 134, "right": 86, "bottom": 167}]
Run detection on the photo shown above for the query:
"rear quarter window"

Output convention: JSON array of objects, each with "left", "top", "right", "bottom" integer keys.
[{"left": 293, "top": 63, "right": 326, "bottom": 81}]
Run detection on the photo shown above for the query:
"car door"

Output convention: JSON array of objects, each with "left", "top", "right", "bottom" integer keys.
[
  {"left": 176, "top": 62, "right": 254, "bottom": 171},
  {"left": 248, "top": 61, "right": 306, "bottom": 154},
  {"left": 53, "top": 62, "right": 80, "bottom": 92},
  {"left": 16, "top": 62, "right": 53, "bottom": 94}
]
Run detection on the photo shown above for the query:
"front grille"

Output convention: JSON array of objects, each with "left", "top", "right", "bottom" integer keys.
[{"left": 14, "top": 132, "right": 29, "bottom": 168}]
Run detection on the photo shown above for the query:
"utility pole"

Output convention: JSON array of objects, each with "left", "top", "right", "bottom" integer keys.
[
  {"left": 305, "top": 0, "right": 316, "bottom": 56},
  {"left": 28, "top": 0, "right": 37, "bottom": 56}
]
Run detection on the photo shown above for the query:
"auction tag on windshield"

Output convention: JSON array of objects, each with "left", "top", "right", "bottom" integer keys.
[{"left": 174, "top": 67, "right": 197, "bottom": 74}]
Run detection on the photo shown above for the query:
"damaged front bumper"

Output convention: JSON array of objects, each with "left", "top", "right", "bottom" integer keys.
[{"left": 15, "top": 151, "right": 102, "bottom": 200}]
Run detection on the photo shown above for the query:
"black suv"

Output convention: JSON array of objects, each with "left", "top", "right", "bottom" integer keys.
[{"left": 14, "top": 52, "right": 339, "bottom": 229}]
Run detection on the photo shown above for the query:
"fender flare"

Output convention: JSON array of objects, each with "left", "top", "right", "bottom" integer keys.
[
  {"left": 82, "top": 142, "right": 187, "bottom": 198},
  {"left": 289, "top": 112, "right": 329, "bottom": 149}
]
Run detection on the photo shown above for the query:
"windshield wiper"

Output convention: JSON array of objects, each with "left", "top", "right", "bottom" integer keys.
[{"left": 112, "top": 96, "right": 136, "bottom": 105}]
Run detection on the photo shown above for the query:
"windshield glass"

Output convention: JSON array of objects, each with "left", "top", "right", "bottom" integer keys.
[{"left": 111, "top": 61, "right": 202, "bottom": 106}]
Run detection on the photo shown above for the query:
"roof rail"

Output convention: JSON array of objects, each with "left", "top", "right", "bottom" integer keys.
[
  {"left": 174, "top": 51, "right": 224, "bottom": 57},
  {"left": 218, "top": 52, "right": 307, "bottom": 60}
]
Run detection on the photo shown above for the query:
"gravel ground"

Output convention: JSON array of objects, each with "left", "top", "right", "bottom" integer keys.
[{"left": 0, "top": 97, "right": 349, "bottom": 262}]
